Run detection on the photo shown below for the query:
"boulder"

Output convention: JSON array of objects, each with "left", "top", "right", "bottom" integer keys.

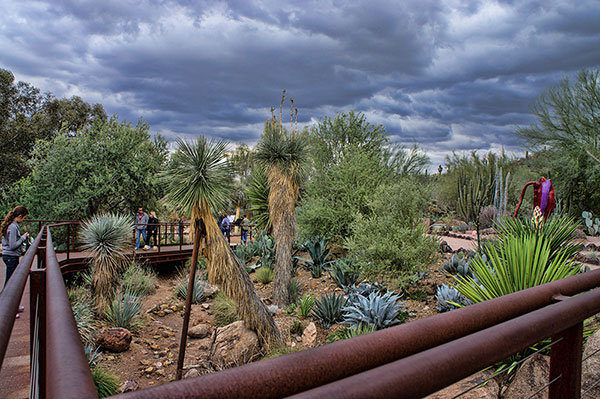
[
  {"left": 211, "top": 321, "right": 260, "bottom": 368},
  {"left": 203, "top": 282, "right": 219, "bottom": 298},
  {"left": 188, "top": 323, "right": 211, "bottom": 339},
  {"left": 582, "top": 329, "right": 600, "bottom": 397},
  {"left": 503, "top": 353, "right": 550, "bottom": 399},
  {"left": 96, "top": 328, "right": 132, "bottom": 353},
  {"left": 302, "top": 322, "right": 317, "bottom": 347}
]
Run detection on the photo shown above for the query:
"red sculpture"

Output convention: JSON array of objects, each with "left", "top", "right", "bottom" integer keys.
[{"left": 514, "top": 177, "right": 555, "bottom": 219}]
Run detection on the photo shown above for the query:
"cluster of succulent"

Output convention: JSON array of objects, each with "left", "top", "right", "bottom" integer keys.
[
  {"left": 342, "top": 291, "right": 406, "bottom": 331},
  {"left": 173, "top": 270, "right": 209, "bottom": 304},
  {"left": 582, "top": 211, "right": 600, "bottom": 236},
  {"left": 296, "top": 236, "right": 334, "bottom": 278},
  {"left": 328, "top": 257, "right": 361, "bottom": 292},
  {"left": 435, "top": 284, "right": 471, "bottom": 312},
  {"left": 235, "top": 230, "right": 276, "bottom": 272},
  {"left": 312, "top": 293, "right": 347, "bottom": 328},
  {"left": 443, "top": 252, "right": 476, "bottom": 278}
]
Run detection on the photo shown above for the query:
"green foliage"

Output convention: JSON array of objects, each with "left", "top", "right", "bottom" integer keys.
[
  {"left": 254, "top": 230, "right": 275, "bottom": 269},
  {"left": 453, "top": 215, "right": 582, "bottom": 303},
  {"left": 342, "top": 291, "right": 406, "bottom": 330},
  {"left": 161, "top": 138, "right": 232, "bottom": 216},
  {"left": 14, "top": 117, "right": 166, "bottom": 220},
  {"left": 328, "top": 257, "right": 361, "bottom": 291},
  {"left": 582, "top": 211, "right": 600, "bottom": 235},
  {"left": 69, "top": 290, "right": 97, "bottom": 345},
  {"left": 443, "top": 253, "right": 476, "bottom": 278},
  {"left": 121, "top": 262, "right": 157, "bottom": 297},
  {"left": 288, "top": 277, "right": 301, "bottom": 304},
  {"left": 213, "top": 292, "right": 240, "bottom": 327},
  {"left": 91, "top": 366, "right": 120, "bottom": 398},
  {"left": 339, "top": 324, "right": 376, "bottom": 340},
  {"left": 84, "top": 344, "right": 103, "bottom": 367},
  {"left": 344, "top": 180, "right": 439, "bottom": 279},
  {"left": 435, "top": 284, "right": 470, "bottom": 312},
  {"left": 290, "top": 320, "right": 304, "bottom": 335},
  {"left": 105, "top": 290, "right": 143, "bottom": 330},
  {"left": 173, "top": 271, "right": 208, "bottom": 304},
  {"left": 297, "top": 294, "right": 315, "bottom": 319},
  {"left": 312, "top": 293, "right": 347, "bottom": 329},
  {"left": 457, "top": 171, "right": 494, "bottom": 249},
  {"left": 255, "top": 267, "right": 274, "bottom": 284},
  {"left": 246, "top": 167, "right": 271, "bottom": 232},
  {"left": 297, "top": 236, "right": 334, "bottom": 278}
]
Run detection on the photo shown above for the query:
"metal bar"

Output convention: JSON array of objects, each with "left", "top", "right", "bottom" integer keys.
[
  {"left": 0, "top": 230, "right": 43, "bottom": 370},
  {"left": 549, "top": 322, "right": 583, "bottom": 399},
  {"left": 44, "top": 228, "right": 96, "bottom": 398},
  {"left": 285, "top": 287, "right": 600, "bottom": 399},
  {"left": 114, "top": 270, "right": 600, "bottom": 399},
  {"left": 30, "top": 269, "right": 46, "bottom": 399}
]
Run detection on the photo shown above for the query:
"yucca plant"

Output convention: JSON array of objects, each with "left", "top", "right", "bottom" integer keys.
[
  {"left": 297, "top": 293, "right": 315, "bottom": 319},
  {"left": 255, "top": 94, "right": 308, "bottom": 306},
  {"left": 80, "top": 213, "right": 132, "bottom": 315},
  {"left": 246, "top": 167, "right": 272, "bottom": 233},
  {"left": 312, "top": 293, "right": 347, "bottom": 329},
  {"left": 84, "top": 344, "right": 103, "bottom": 367},
  {"left": 105, "top": 289, "right": 143, "bottom": 330},
  {"left": 162, "top": 137, "right": 282, "bottom": 355},
  {"left": 329, "top": 257, "right": 361, "bottom": 291},
  {"left": 297, "top": 236, "right": 334, "bottom": 278},
  {"left": 122, "top": 262, "right": 157, "bottom": 297},
  {"left": 255, "top": 267, "right": 274, "bottom": 284},
  {"left": 343, "top": 291, "right": 406, "bottom": 331},
  {"left": 174, "top": 271, "right": 207, "bottom": 304}
]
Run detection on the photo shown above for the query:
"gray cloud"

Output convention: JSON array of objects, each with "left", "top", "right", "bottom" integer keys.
[{"left": 1, "top": 0, "right": 599, "bottom": 167}]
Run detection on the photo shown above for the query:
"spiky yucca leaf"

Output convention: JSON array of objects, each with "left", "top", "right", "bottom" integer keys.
[
  {"left": 80, "top": 213, "right": 132, "bottom": 315},
  {"left": 105, "top": 289, "right": 143, "bottom": 330},
  {"left": 160, "top": 138, "right": 232, "bottom": 217},
  {"left": 246, "top": 167, "right": 271, "bottom": 232}
]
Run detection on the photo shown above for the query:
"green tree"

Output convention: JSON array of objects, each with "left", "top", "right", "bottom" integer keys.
[
  {"left": 14, "top": 116, "right": 167, "bottom": 219},
  {"left": 255, "top": 99, "right": 308, "bottom": 306},
  {"left": 162, "top": 138, "right": 282, "bottom": 349}
]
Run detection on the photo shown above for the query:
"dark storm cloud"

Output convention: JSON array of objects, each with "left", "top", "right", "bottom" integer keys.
[{"left": 1, "top": 0, "right": 600, "bottom": 166}]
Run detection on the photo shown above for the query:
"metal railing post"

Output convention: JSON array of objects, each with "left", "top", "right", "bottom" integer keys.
[
  {"left": 549, "top": 322, "right": 583, "bottom": 399},
  {"left": 29, "top": 269, "right": 46, "bottom": 399}
]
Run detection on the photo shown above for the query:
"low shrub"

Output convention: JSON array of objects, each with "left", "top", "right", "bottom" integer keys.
[
  {"left": 255, "top": 267, "right": 274, "bottom": 284},
  {"left": 297, "top": 294, "right": 315, "bottom": 319},
  {"left": 105, "top": 290, "right": 142, "bottom": 330},
  {"left": 213, "top": 292, "right": 239, "bottom": 327},
  {"left": 435, "top": 284, "right": 470, "bottom": 312},
  {"left": 91, "top": 366, "right": 120, "bottom": 398},
  {"left": 121, "top": 262, "right": 157, "bottom": 297},
  {"left": 312, "top": 293, "right": 347, "bottom": 329}
]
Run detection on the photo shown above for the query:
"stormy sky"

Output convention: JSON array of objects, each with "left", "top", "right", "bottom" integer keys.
[{"left": 1, "top": 0, "right": 599, "bottom": 167}]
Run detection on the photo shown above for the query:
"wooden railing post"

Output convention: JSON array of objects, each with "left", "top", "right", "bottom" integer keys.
[{"left": 549, "top": 322, "right": 583, "bottom": 399}]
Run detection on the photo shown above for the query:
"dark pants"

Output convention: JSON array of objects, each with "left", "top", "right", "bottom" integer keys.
[
  {"left": 146, "top": 230, "right": 158, "bottom": 247},
  {"left": 3, "top": 255, "right": 19, "bottom": 288},
  {"left": 241, "top": 229, "right": 248, "bottom": 244}
]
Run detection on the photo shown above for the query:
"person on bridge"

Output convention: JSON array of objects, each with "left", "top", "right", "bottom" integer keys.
[
  {"left": 135, "top": 207, "right": 149, "bottom": 250},
  {"left": 1, "top": 205, "right": 29, "bottom": 317},
  {"left": 145, "top": 211, "right": 159, "bottom": 249},
  {"left": 241, "top": 215, "right": 251, "bottom": 245}
]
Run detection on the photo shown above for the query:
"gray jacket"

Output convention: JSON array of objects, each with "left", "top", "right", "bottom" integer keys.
[
  {"left": 135, "top": 212, "right": 149, "bottom": 230},
  {"left": 2, "top": 222, "right": 26, "bottom": 257}
]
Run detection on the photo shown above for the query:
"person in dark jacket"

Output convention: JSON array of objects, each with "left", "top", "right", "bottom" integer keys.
[
  {"left": 1, "top": 205, "right": 29, "bottom": 317},
  {"left": 145, "top": 211, "right": 159, "bottom": 249}
]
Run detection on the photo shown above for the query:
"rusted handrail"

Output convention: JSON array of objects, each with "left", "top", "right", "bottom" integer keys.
[
  {"left": 45, "top": 227, "right": 96, "bottom": 398},
  {"left": 114, "top": 269, "right": 600, "bottom": 399},
  {"left": 0, "top": 230, "right": 43, "bottom": 370}
]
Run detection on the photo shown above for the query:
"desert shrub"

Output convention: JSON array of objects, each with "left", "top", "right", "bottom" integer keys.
[
  {"left": 288, "top": 277, "right": 301, "bottom": 304},
  {"left": 213, "top": 292, "right": 239, "bottom": 327},
  {"left": 479, "top": 205, "right": 498, "bottom": 229},
  {"left": 121, "top": 262, "right": 157, "bottom": 297},
  {"left": 297, "top": 294, "right": 315, "bottom": 319},
  {"left": 328, "top": 257, "right": 360, "bottom": 291},
  {"left": 255, "top": 267, "right": 274, "bottom": 284},
  {"left": 451, "top": 223, "right": 469, "bottom": 233},
  {"left": 345, "top": 180, "right": 439, "bottom": 280},
  {"left": 69, "top": 291, "right": 97, "bottom": 345},
  {"left": 91, "top": 366, "right": 120, "bottom": 398},
  {"left": 343, "top": 291, "right": 406, "bottom": 330},
  {"left": 312, "top": 293, "right": 347, "bottom": 329},
  {"left": 105, "top": 290, "right": 142, "bottom": 330},
  {"left": 173, "top": 270, "right": 208, "bottom": 304}
]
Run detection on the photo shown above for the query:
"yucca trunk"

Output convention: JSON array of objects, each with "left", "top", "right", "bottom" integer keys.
[
  {"left": 91, "top": 255, "right": 126, "bottom": 315},
  {"left": 199, "top": 200, "right": 283, "bottom": 348},
  {"left": 268, "top": 167, "right": 298, "bottom": 306}
]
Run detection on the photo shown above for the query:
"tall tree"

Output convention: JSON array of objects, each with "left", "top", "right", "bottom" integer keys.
[
  {"left": 162, "top": 138, "right": 283, "bottom": 352},
  {"left": 517, "top": 69, "right": 600, "bottom": 165},
  {"left": 255, "top": 94, "right": 307, "bottom": 306}
]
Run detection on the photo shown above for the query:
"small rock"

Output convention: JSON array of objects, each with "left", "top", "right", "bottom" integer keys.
[
  {"left": 153, "top": 335, "right": 161, "bottom": 339},
  {"left": 162, "top": 331, "right": 170, "bottom": 338},
  {"left": 188, "top": 324, "right": 211, "bottom": 339},
  {"left": 145, "top": 367, "right": 154, "bottom": 373},
  {"left": 184, "top": 368, "right": 200, "bottom": 379},
  {"left": 160, "top": 304, "right": 168, "bottom": 309},
  {"left": 119, "top": 380, "right": 139, "bottom": 393},
  {"left": 150, "top": 344, "right": 160, "bottom": 351},
  {"left": 157, "top": 311, "right": 166, "bottom": 317},
  {"left": 155, "top": 361, "right": 163, "bottom": 368},
  {"left": 302, "top": 322, "right": 317, "bottom": 347},
  {"left": 155, "top": 369, "right": 165, "bottom": 376},
  {"left": 202, "top": 303, "right": 210, "bottom": 309},
  {"left": 267, "top": 305, "right": 278, "bottom": 315},
  {"left": 106, "top": 355, "right": 115, "bottom": 361}
]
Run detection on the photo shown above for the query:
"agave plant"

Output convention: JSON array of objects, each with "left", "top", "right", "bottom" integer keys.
[
  {"left": 297, "top": 236, "right": 334, "bottom": 278},
  {"left": 312, "top": 293, "right": 347, "bottom": 329},
  {"left": 435, "top": 284, "right": 470, "bottom": 312},
  {"left": 343, "top": 291, "right": 406, "bottom": 331},
  {"left": 80, "top": 213, "right": 132, "bottom": 315},
  {"left": 105, "top": 289, "right": 143, "bottom": 330},
  {"left": 328, "top": 257, "right": 361, "bottom": 291}
]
